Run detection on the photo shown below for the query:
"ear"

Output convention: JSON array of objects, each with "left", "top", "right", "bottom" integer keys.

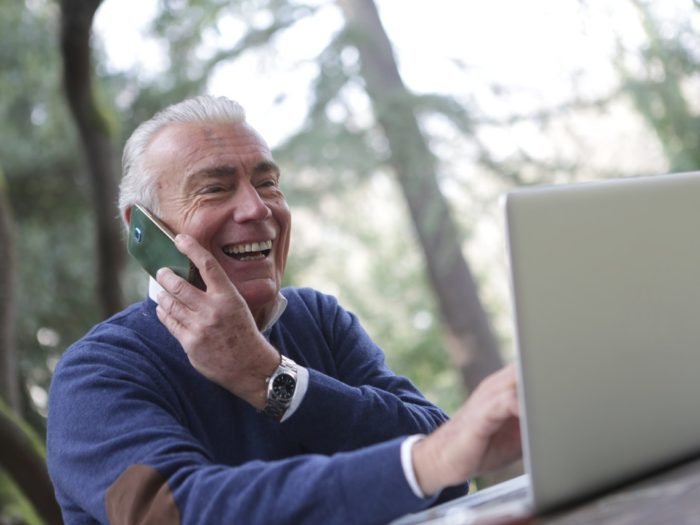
[{"left": 124, "top": 206, "right": 132, "bottom": 226}]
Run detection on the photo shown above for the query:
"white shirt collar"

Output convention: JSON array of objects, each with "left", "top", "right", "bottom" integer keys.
[{"left": 148, "top": 277, "right": 287, "bottom": 333}]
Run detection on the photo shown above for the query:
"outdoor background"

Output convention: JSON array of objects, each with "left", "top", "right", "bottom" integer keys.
[{"left": 1, "top": 0, "right": 699, "bottom": 522}]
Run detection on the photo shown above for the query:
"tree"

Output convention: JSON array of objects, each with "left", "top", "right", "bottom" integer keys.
[
  {"left": 59, "top": 0, "right": 125, "bottom": 318},
  {"left": 0, "top": 402, "right": 62, "bottom": 525},
  {"left": 336, "top": 0, "right": 503, "bottom": 390},
  {"left": 0, "top": 169, "right": 20, "bottom": 413},
  {"left": 0, "top": 1, "right": 108, "bottom": 520}
]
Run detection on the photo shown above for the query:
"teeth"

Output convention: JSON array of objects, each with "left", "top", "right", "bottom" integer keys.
[{"left": 224, "top": 240, "right": 272, "bottom": 255}]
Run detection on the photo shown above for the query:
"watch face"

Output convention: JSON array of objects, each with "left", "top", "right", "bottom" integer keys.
[{"left": 272, "top": 373, "right": 296, "bottom": 401}]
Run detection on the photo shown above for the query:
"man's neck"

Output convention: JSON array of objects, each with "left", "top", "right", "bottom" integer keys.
[{"left": 147, "top": 277, "right": 287, "bottom": 332}]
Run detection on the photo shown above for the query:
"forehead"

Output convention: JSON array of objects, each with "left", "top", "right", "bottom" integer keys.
[{"left": 144, "top": 121, "right": 273, "bottom": 178}]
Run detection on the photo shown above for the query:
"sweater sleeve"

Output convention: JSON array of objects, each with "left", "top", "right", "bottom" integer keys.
[
  {"left": 276, "top": 289, "right": 469, "bottom": 506},
  {"left": 278, "top": 289, "right": 453, "bottom": 452}
]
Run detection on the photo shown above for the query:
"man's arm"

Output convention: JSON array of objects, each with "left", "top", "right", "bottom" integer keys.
[
  {"left": 412, "top": 364, "right": 522, "bottom": 496},
  {"left": 47, "top": 344, "right": 438, "bottom": 525}
]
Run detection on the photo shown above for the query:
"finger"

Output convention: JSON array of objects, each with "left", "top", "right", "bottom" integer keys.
[
  {"left": 491, "top": 385, "right": 520, "bottom": 420},
  {"left": 469, "top": 363, "right": 517, "bottom": 404},
  {"left": 156, "top": 286, "right": 193, "bottom": 329},
  {"left": 473, "top": 385, "right": 520, "bottom": 427},
  {"left": 174, "top": 234, "right": 232, "bottom": 292},
  {"left": 490, "top": 362, "right": 517, "bottom": 385},
  {"left": 156, "top": 303, "right": 189, "bottom": 345},
  {"left": 156, "top": 266, "right": 203, "bottom": 308}
]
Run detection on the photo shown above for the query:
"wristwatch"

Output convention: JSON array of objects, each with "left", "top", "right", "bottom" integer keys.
[{"left": 263, "top": 354, "right": 298, "bottom": 421}]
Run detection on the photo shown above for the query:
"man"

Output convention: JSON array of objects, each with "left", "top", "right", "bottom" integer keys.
[{"left": 47, "top": 95, "right": 521, "bottom": 524}]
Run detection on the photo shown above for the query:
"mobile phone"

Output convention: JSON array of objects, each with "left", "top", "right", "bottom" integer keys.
[{"left": 127, "top": 204, "right": 204, "bottom": 289}]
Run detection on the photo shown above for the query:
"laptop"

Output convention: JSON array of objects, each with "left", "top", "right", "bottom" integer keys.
[{"left": 391, "top": 171, "right": 700, "bottom": 524}]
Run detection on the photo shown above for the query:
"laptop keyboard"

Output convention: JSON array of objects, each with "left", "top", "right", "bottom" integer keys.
[{"left": 390, "top": 475, "right": 532, "bottom": 525}]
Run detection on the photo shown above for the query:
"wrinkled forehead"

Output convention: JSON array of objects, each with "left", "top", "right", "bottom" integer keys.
[
  {"left": 147, "top": 121, "right": 269, "bottom": 158},
  {"left": 143, "top": 121, "right": 273, "bottom": 180}
]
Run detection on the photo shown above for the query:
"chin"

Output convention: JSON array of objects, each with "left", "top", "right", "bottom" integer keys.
[{"left": 237, "top": 280, "right": 280, "bottom": 311}]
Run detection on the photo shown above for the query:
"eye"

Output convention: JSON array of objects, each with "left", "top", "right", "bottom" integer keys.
[
  {"left": 255, "top": 178, "right": 279, "bottom": 191},
  {"left": 199, "top": 185, "right": 226, "bottom": 195}
]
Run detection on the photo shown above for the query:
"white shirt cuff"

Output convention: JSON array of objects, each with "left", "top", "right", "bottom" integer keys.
[
  {"left": 401, "top": 434, "right": 428, "bottom": 499},
  {"left": 280, "top": 365, "right": 309, "bottom": 422}
]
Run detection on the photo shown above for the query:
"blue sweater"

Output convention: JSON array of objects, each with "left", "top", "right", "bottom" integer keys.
[{"left": 47, "top": 287, "right": 465, "bottom": 524}]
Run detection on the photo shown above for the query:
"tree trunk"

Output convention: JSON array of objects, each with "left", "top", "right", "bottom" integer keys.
[
  {"left": 337, "top": 0, "right": 503, "bottom": 391},
  {"left": 0, "top": 170, "right": 20, "bottom": 412},
  {"left": 0, "top": 402, "right": 63, "bottom": 524},
  {"left": 59, "top": 0, "right": 125, "bottom": 318}
]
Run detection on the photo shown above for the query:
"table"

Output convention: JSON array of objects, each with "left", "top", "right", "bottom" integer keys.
[
  {"left": 536, "top": 455, "right": 700, "bottom": 524},
  {"left": 391, "top": 455, "right": 700, "bottom": 525}
]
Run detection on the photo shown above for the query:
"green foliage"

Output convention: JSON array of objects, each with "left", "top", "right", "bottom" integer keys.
[
  {"left": 2, "top": 0, "right": 101, "bottom": 431},
  {"left": 0, "top": 400, "right": 47, "bottom": 524},
  {"left": 0, "top": 472, "right": 43, "bottom": 525},
  {"left": 615, "top": 1, "right": 700, "bottom": 172}
]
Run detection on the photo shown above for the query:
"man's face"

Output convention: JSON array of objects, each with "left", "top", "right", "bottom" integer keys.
[{"left": 142, "top": 121, "right": 291, "bottom": 320}]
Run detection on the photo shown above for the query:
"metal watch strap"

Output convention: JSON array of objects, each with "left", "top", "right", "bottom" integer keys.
[{"left": 263, "top": 354, "right": 298, "bottom": 421}]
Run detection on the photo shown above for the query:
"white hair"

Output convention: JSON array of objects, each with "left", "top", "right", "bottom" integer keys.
[{"left": 118, "top": 95, "right": 247, "bottom": 228}]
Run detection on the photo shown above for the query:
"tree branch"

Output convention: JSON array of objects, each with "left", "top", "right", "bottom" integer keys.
[
  {"left": 0, "top": 169, "right": 20, "bottom": 413},
  {"left": 59, "top": 0, "right": 125, "bottom": 318},
  {"left": 0, "top": 401, "right": 63, "bottom": 524}
]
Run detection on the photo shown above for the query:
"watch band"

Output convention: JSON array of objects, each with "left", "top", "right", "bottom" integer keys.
[{"left": 263, "top": 354, "right": 298, "bottom": 421}]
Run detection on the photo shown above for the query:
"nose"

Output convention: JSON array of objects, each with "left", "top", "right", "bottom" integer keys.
[{"left": 232, "top": 183, "right": 272, "bottom": 223}]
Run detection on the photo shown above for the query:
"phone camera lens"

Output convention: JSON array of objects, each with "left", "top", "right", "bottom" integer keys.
[{"left": 134, "top": 227, "right": 143, "bottom": 243}]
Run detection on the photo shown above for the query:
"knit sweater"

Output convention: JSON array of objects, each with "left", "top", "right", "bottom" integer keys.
[{"left": 47, "top": 287, "right": 465, "bottom": 524}]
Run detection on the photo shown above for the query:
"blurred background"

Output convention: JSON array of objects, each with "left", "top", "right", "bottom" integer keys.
[{"left": 1, "top": 0, "right": 699, "bottom": 522}]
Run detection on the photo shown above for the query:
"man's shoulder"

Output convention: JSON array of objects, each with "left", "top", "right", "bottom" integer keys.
[
  {"left": 81, "top": 299, "right": 160, "bottom": 343},
  {"left": 280, "top": 287, "right": 342, "bottom": 319},
  {"left": 56, "top": 299, "right": 170, "bottom": 373}
]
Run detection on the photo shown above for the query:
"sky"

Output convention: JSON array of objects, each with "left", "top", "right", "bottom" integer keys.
[{"left": 93, "top": 0, "right": 652, "bottom": 147}]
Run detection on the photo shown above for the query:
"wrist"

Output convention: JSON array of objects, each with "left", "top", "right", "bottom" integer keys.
[
  {"left": 261, "top": 354, "right": 299, "bottom": 420},
  {"left": 412, "top": 435, "right": 445, "bottom": 497},
  {"left": 235, "top": 340, "right": 280, "bottom": 410},
  {"left": 402, "top": 435, "right": 428, "bottom": 498},
  {"left": 412, "top": 429, "right": 473, "bottom": 497}
]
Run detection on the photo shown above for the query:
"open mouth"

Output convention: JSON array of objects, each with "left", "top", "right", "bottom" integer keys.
[{"left": 222, "top": 240, "right": 273, "bottom": 262}]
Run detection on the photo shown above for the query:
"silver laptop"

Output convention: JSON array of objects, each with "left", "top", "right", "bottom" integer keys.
[{"left": 392, "top": 171, "right": 700, "bottom": 524}]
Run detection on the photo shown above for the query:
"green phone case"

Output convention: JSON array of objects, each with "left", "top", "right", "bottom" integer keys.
[{"left": 127, "top": 204, "right": 199, "bottom": 284}]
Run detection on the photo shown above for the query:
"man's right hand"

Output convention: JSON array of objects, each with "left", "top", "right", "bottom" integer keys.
[
  {"left": 155, "top": 234, "right": 280, "bottom": 411},
  {"left": 412, "top": 364, "right": 522, "bottom": 496}
]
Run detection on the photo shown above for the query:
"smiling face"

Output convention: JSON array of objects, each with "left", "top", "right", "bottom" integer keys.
[{"left": 142, "top": 120, "right": 291, "bottom": 323}]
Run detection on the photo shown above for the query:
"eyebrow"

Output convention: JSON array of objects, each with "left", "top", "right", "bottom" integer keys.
[{"left": 252, "top": 160, "right": 281, "bottom": 177}]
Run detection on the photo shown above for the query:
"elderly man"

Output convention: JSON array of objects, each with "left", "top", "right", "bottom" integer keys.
[{"left": 47, "top": 95, "right": 520, "bottom": 524}]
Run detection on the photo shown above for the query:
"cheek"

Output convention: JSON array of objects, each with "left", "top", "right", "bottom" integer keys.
[
  {"left": 171, "top": 201, "right": 221, "bottom": 243},
  {"left": 275, "top": 207, "right": 292, "bottom": 272},
  {"left": 274, "top": 199, "right": 291, "bottom": 239}
]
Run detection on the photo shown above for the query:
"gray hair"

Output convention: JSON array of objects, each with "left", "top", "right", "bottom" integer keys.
[{"left": 118, "top": 95, "right": 247, "bottom": 228}]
